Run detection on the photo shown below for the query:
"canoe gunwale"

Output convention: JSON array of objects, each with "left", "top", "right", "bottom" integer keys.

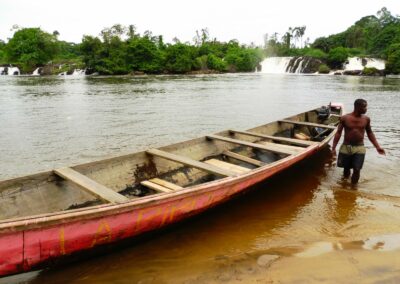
[
  {"left": 0, "top": 144, "right": 324, "bottom": 232},
  {"left": 0, "top": 106, "right": 340, "bottom": 233}
]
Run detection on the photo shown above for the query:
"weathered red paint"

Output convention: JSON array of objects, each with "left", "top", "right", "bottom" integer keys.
[{"left": 0, "top": 134, "right": 334, "bottom": 277}]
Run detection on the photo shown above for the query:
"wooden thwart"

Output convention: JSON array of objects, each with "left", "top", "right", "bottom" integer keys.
[
  {"left": 149, "top": 178, "right": 182, "bottom": 191},
  {"left": 279, "top": 120, "right": 336, "bottom": 129},
  {"left": 222, "top": 151, "right": 264, "bottom": 167},
  {"left": 141, "top": 181, "right": 173, "bottom": 193},
  {"left": 229, "top": 130, "right": 317, "bottom": 147},
  {"left": 146, "top": 148, "right": 236, "bottom": 177},
  {"left": 54, "top": 167, "right": 129, "bottom": 203},
  {"left": 205, "top": 159, "right": 251, "bottom": 174},
  {"left": 206, "top": 134, "right": 303, "bottom": 156}
]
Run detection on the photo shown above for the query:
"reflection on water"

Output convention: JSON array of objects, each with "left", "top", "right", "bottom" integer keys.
[{"left": 0, "top": 74, "right": 400, "bottom": 283}]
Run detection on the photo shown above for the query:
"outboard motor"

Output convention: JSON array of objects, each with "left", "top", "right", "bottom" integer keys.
[{"left": 316, "top": 105, "right": 330, "bottom": 121}]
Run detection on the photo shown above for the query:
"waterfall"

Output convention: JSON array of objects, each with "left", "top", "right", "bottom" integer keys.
[
  {"left": 72, "top": 69, "right": 86, "bottom": 76},
  {"left": 260, "top": 57, "right": 292, "bottom": 74},
  {"left": 0, "top": 66, "right": 21, "bottom": 76},
  {"left": 261, "top": 56, "right": 386, "bottom": 74},
  {"left": 8, "top": 67, "right": 20, "bottom": 75},
  {"left": 32, "top": 68, "right": 41, "bottom": 76},
  {"left": 344, "top": 57, "right": 385, "bottom": 70},
  {"left": 260, "top": 57, "right": 318, "bottom": 74}
]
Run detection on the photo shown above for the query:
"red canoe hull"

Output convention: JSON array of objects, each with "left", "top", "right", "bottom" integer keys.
[{"left": 0, "top": 145, "right": 321, "bottom": 277}]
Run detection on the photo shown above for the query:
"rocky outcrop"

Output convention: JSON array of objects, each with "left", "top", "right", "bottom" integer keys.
[
  {"left": 285, "top": 56, "right": 323, "bottom": 73},
  {"left": 343, "top": 70, "right": 362, "bottom": 75}
]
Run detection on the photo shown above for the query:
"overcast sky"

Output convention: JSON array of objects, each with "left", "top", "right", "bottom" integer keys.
[{"left": 1, "top": 0, "right": 399, "bottom": 45}]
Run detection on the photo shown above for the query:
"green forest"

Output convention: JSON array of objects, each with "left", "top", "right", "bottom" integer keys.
[
  {"left": 0, "top": 26, "right": 263, "bottom": 75},
  {"left": 0, "top": 7, "right": 399, "bottom": 74},
  {"left": 265, "top": 7, "right": 400, "bottom": 74}
]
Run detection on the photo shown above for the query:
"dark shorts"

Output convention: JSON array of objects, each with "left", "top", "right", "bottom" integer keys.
[{"left": 337, "top": 144, "right": 366, "bottom": 170}]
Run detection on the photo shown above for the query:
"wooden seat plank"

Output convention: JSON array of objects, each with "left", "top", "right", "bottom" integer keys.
[
  {"left": 206, "top": 135, "right": 303, "bottom": 156},
  {"left": 141, "top": 181, "right": 173, "bottom": 193},
  {"left": 146, "top": 149, "right": 236, "bottom": 177},
  {"left": 54, "top": 167, "right": 129, "bottom": 203},
  {"left": 222, "top": 151, "right": 265, "bottom": 167},
  {"left": 149, "top": 178, "right": 183, "bottom": 191},
  {"left": 279, "top": 120, "right": 336, "bottom": 129},
  {"left": 229, "top": 130, "right": 317, "bottom": 147},
  {"left": 204, "top": 159, "right": 251, "bottom": 174}
]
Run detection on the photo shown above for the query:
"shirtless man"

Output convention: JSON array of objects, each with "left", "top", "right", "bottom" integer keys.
[{"left": 332, "top": 99, "right": 385, "bottom": 184}]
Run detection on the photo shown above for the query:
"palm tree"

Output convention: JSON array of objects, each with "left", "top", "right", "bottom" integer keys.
[{"left": 297, "top": 26, "right": 306, "bottom": 48}]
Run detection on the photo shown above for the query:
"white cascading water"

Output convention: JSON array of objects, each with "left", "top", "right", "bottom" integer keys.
[
  {"left": 0, "top": 66, "right": 21, "bottom": 75},
  {"left": 260, "top": 57, "right": 385, "bottom": 74},
  {"left": 8, "top": 67, "right": 20, "bottom": 75},
  {"left": 259, "top": 57, "right": 292, "bottom": 74},
  {"left": 344, "top": 57, "right": 385, "bottom": 70},
  {"left": 72, "top": 69, "right": 86, "bottom": 76},
  {"left": 32, "top": 68, "right": 40, "bottom": 76}
]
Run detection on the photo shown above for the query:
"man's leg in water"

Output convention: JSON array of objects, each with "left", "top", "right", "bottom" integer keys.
[
  {"left": 351, "top": 169, "right": 360, "bottom": 184},
  {"left": 343, "top": 167, "right": 351, "bottom": 178}
]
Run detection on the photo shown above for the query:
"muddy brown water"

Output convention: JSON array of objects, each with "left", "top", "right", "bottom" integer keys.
[{"left": 1, "top": 74, "right": 400, "bottom": 283}]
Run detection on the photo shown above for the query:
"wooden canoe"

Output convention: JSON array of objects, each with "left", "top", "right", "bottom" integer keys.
[{"left": 0, "top": 103, "right": 343, "bottom": 277}]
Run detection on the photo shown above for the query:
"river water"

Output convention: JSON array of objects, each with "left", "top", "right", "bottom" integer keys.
[{"left": 1, "top": 74, "right": 400, "bottom": 283}]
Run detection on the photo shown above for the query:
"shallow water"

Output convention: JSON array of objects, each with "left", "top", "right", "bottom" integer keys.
[{"left": 0, "top": 74, "right": 400, "bottom": 283}]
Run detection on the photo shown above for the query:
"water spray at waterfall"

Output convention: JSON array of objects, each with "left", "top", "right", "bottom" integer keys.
[
  {"left": 260, "top": 57, "right": 292, "bottom": 74},
  {"left": 260, "top": 57, "right": 385, "bottom": 74}
]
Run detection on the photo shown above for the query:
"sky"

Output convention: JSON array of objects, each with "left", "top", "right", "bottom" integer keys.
[{"left": 0, "top": 0, "right": 399, "bottom": 45}]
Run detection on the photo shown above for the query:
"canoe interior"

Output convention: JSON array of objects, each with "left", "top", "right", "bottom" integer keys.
[{"left": 0, "top": 106, "right": 341, "bottom": 221}]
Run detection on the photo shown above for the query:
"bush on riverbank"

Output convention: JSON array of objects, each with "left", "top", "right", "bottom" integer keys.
[
  {"left": 362, "top": 67, "right": 381, "bottom": 76},
  {"left": 385, "top": 43, "right": 400, "bottom": 74},
  {"left": 5, "top": 28, "right": 59, "bottom": 73},
  {"left": 318, "top": 64, "right": 330, "bottom": 74}
]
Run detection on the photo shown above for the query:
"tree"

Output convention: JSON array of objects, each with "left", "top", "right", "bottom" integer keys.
[
  {"left": 5, "top": 28, "right": 59, "bottom": 71},
  {"left": 296, "top": 26, "right": 306, "bottom": 48},
  {"left": 327, "top": 47, "right": 348, "bottom": 69},
  {"left": 385, "top": 43, "right": 400, "bottom": 74},
  {"left": 282, "top": 27, "right": 293, "bottom": 48},
  {"left": 225, "top": 47, "right": 263, "bottom": 72},
  {"left": 377, "top": 7, "right": 398, "bottom": 27},
  {"left": 0, "top": 40, "right": 6, "bottom": 64},
  {"left": 164, "top": 43, "right": 196, "bottom": 73},
  {"left": 126, "top": 36, "right": 164, "bottom": 73},
  {"left": 100, "top": 24, "right": 126, "bottom": 43},
  {"left": 127, "top": 25, "right": 137, "bottom": 40},
  {"left": 80, "top": 35, "right": 102, "bottom": 69}
]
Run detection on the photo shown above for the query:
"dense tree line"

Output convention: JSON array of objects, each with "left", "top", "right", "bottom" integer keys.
[
  {"left": 264, "top": 7, "right": 400, "bottom": 74},
  {"left": 1, "top": 7, "right": 399, "bottom": 75},
  {"left": 0, "top": 25, "right": 264, "bottom": 74}
]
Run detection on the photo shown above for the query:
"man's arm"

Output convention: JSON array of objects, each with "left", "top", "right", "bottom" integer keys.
[
  {"left": 366, "top": 117, "right": 386, "bottom": 155},
  {"left": 331, "top": 117, "right": 344, "bottom": 155}
]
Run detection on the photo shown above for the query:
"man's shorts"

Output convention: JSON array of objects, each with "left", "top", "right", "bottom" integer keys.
[{"left": 337, "top": 144, "right": 366, "bottom": 170}]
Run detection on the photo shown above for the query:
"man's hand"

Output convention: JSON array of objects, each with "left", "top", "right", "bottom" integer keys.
[
  {"left": 331, "top": 148, "right": 337, "bottom": 158},
  {"left": 377, "top": 147, "right": 386, "bottom": 155}
]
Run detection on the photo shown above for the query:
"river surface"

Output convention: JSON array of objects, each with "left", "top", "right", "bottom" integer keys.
[{"left": 1, "top": 74, "right": 400, "bottom": 283}]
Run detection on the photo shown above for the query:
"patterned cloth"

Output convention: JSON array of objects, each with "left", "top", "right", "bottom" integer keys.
[{"left": 337, "top": 144, "right": 366, "bottom": 170}]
